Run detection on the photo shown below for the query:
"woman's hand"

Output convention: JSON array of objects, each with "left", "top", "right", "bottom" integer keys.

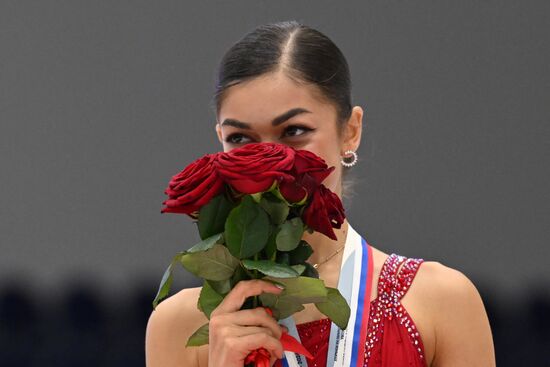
[{"left": 208, "top": 279, "right": 286, "bottom": 367}]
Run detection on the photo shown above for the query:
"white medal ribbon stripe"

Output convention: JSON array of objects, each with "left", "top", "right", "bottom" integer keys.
[
  {"left": 326, "top": 250, "right": 354, "bottom": 366},
  {"left": 279, "top": 317, "right": 307, "bottom": 367},
  {"left": 281, "top": 223, "right": 370, "bottom": 367},
  {"left": 329, "top": 224, "right": 363, "bottom": 367}
]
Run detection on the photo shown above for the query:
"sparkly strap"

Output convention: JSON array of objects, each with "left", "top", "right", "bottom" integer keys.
[
  {"left": 395, "top": 257, "right": 424, "bottom": 299},
  {"left": 377, "top": 254, "right": 424, "bottom": 301},
  {"left": 365, "top": 253, "right": 427, "bottom": 365},
  {"left": 376, "top": 253, "right": 404, "bottom": 297}
]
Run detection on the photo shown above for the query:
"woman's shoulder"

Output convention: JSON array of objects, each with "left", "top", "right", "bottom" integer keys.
[
  {"left": 145, "top": 286, "right": 208, "bottom": 367},
  {"left": 412, "top": 259, "right": 482, "bottom": 305},
  {"left": 371, "top": 244, "right": 479, "bottom": 300},
  {"left": 151, "top": 285, "right": 204, "bottom": 314},
  {"left": 407, "top": 259, "right": 495, "bottom": 364},
  {"left": 371, "top": 249, "right": 479, "bottom": 322},
  {"left": 400, "top": 256, "right": 485, "bottom": 316},
  {"left": 371, "top": 246, "right": 492, "bottom": 364}
]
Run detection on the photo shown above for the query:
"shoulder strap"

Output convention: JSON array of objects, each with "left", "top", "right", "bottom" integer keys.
[
  {"left": 395, "top": 257, "right": 424, "bottom": 300},
  {"left": 376, "top": 254, "right": 424, "bottom": 301},
  {"left": 376, "top": 253, "right": 405, "bottom": 298}
]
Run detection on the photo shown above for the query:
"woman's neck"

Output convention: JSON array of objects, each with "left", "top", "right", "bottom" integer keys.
[{"left": 297, "top": 219, "right": 349, "bottom": 290}]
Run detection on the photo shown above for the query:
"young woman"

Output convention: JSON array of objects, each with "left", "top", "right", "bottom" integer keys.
[{"left": 145, "top": 21, "right": 495, "bottom": 367}]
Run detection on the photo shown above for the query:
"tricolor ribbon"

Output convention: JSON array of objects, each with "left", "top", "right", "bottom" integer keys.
[{"left": 277, "top": 222, "right": 374, "bottom": 367}]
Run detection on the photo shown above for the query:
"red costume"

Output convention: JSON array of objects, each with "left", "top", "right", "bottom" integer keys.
[{"left": 293, "top": 253, "right": 427, "bottom": 367}]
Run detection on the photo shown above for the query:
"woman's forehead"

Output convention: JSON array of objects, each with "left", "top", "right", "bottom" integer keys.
[{"left": 218, "top": 74, "right": 335, "bottom": 125}]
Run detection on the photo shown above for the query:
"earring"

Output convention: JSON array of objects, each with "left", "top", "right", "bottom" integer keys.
[{"left": 341, "top": 150, "right": 358, "bottom": 167}]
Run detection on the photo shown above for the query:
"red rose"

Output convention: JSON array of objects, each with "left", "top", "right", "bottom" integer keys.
[
  {"left": 161, "top": 153, "right": 224, "bottom": 216},
  {"left": 244, "top": 307, "right": 313, "bottom": 367},
  {"left": 279, "top": 149, "right": 335, "bottom": 203},
  {"left": 244, "top": 347, "right": 271, "bottom": 367},
  {"left": 302, "top": 184, "right": 346, "bottom": 240},
  {"left": 214, "top": 142, "right": 296, "bottom": 194}
]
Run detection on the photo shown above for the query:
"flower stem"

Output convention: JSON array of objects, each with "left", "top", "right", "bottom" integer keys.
[{"left": 253, "top": 252, "right": 259, "bottom": 307}]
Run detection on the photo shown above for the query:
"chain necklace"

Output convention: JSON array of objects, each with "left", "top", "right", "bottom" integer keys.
[{"left": 312, "top": 243, "right": 346, "bottom": 269}]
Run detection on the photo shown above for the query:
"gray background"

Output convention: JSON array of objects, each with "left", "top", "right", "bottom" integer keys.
[{"left": 1, "top": 1, "right": 549, "bottom": 364}]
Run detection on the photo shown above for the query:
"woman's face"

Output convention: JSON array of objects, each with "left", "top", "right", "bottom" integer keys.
[{"left": 216, "top": 71, "right": 361, "bottom": 199}]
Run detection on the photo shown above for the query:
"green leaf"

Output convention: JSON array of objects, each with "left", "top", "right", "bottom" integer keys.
[
  {"left": 276, "top": 251, "right": 290, "bottom": 266},
  {"left": 242, "top": 259, "right": 300, "bottom": 278},
  {"left": 187, "top": 233, "right": 224, "bottom": 253},
  {"left": 198, "top": 281, "right": 224, "bottom": 319},
  {"left": 315, "top": 287, "right": 351, "bottom": 330},
  {"left": 288, "top": 240, "right": 313, "bottom": 264},
  {"left": 263, "top": 225, "right": 278, "bottom": 260},
  {"left": 276, "top": 217, "right": 304, "bottom": 251},
  {"left": 225, "top": 195, "right": 270, "bottom": 259},
  {"left": 260, "top": 292, "right": 305, "bottom": 319},
  {"left": 186, "top": 323, "right": 209, "bottom": 347},
  {"left": 152, "top": 252, "right": 185, "bottom": 309},
  {"left": 181, "top": 244, "right": 239, "bottom": 281},
  {"left": 259, "top": 276, "right": 331, "bottom": 319},
  {"left": 263, "top": 276, "right": 328, "bottom": 303},
  {"left": 230, "top": 264, "right": 251, "bottom": 287},
  {"left": 198, "top": 193, "right": 234, "bottom": 240},
  {"left": 259, "top": 193, "right": 289, "bottom": 225},
  {"left": 291, "top": 264, "right": 306, "bottom": 275},
  {"left": 206, "top": 279, "right": 231, "bottom": 295}
]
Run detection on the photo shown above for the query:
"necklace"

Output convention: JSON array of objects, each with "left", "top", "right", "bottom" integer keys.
[{"left": 312, "top": 243, "right": 346, "bottom": 269}]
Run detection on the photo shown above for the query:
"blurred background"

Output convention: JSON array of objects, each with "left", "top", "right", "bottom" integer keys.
[{"left": 1, "top": 1, "right": 548, "bottom": 366}]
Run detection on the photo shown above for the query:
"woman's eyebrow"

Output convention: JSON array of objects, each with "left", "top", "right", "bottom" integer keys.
[{"left": 220, "top": 107, "right": 312, "bottom": 129}]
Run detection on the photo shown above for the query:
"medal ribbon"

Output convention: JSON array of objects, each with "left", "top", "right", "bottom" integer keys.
[{"left": 279, "top": 223, "right": 374, "bottom": 367}]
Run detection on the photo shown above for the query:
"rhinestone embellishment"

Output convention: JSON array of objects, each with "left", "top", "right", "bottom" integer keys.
[{"left": 363, "top": 253, "right": 426, "bottom": 365}]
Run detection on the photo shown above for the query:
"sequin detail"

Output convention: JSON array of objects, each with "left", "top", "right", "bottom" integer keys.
[
  {"left": 295, "top": 317, "right": 332, "bottom": 367},
  {"left": 364, "top": 253, "right": 426, "bottom": 366},
  {"left": 291, "top": 253, "right": 426, "bottom": 367}
]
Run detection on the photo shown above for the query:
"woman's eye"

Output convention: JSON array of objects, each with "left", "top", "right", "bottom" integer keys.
[
  {"left": 224, "top": 125, "right": 313, "bottom": 145},
  {"left": 225, "top": 133, "right": 252, "bottom": 144},
  {"left": 283, "top": 125, "right": 313, "bottom": 137}
]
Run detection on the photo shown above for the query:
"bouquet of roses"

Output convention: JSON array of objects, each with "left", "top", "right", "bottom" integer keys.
[{"left": 153, "top": 142, "right": 351, "bottom": 366}]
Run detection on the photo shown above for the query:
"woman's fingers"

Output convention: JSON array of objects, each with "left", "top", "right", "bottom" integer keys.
[
  {"left": 229, "top": 308, "right": 283, "bottom": 339},
  {"left": 210, "top": 308, "right": 283, "bottom": 340},
  {"left": 211, "top": 279, "right": 283, "bottom": 316},
  {"left": 230, "top": 325, "right": 277, "bottom": 338},
  {"left": 207, "top": 279, "right": 287, "bottom": 366},
  {"left": 236, "top": 332, "right": 284, "bottom": 359}
]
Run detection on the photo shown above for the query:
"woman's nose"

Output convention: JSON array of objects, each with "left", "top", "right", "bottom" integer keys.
[{"left": 257, "top": 137, "right": 277, "bottom": 144}]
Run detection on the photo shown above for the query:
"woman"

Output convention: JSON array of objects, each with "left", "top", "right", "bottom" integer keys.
[{"left": 145, "top": 21, "right": 495, "bottom": 366}]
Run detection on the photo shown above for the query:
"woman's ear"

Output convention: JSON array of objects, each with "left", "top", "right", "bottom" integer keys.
[
  {"left": 215, "top": 122, "right": 223, "bottom": 144},
  {"left": 342, "top": 106, "right": 364, "bottom": 153}
]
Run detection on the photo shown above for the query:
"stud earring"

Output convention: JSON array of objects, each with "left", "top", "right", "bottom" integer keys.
[{"left": 341, "top": 150, "right": 358, "bottom": 167}]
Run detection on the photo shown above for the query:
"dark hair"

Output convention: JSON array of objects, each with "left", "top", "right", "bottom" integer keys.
[
  {"left": 212, "top": 21, "right": 352, "bottom": 130},
  {"left": 211, "top": 20, "right": 357, "bottom": 203}
]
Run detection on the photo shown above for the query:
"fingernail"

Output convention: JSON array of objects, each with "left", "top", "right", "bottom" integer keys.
[{"left": 274, "top": 283, "right": 285, "bottom": 290}]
